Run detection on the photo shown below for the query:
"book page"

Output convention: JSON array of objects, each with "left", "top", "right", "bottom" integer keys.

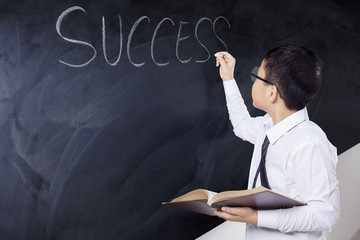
[
  {"left": 170, "top": 189, "right": 212, "bottom": 202},
  {"left": 209, "top": 186, "right": 267, "bottom": 205},
  {"left": 206, "top": 190, "right": 218, "bottom": 202},
  {"left": 210, "top": 189, "right": 306, "bottom": 210}
]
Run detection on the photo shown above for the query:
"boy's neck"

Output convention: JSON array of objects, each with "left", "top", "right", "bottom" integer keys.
[{"left": 267, "top": 105, "right": 297, "bottom": 125}]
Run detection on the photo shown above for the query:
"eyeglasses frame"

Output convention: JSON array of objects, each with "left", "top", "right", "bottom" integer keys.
[{"left": 250, "top": 66, "right": 282, "bottom": 98}]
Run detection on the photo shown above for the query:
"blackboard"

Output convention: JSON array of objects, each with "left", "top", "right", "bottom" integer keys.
[{"left": 0, "top": 0, "right": 359, "bottom": 239}]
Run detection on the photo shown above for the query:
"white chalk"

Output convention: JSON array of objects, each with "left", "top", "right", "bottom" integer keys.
[{"left": 214, "top": 53, "right": 223, "bottom": 58}]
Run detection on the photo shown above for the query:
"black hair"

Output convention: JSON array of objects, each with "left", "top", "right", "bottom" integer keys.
[{"left": 263, "top": 45, "right": 323, "bottom": 110}]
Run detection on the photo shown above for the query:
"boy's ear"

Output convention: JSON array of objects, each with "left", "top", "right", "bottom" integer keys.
[{"left": 268, "top": 85, "right": 279, "bottom": 103}]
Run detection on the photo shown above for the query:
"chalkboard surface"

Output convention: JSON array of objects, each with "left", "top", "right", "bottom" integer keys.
[{"left": 0, "top": 0, "right": 359, "bottom": 239}]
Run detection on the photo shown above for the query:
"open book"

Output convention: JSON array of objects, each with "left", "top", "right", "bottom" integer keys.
[{"left": 163, "top": 186, "right": 306, "bottom": 216}]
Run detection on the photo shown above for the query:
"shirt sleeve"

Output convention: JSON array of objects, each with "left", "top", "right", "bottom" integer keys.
[
  {"left": 222, "top": 79, "right": 264, "bottom": 144},
  {"left": 257, "top": 142, "right": 340, "bottom": 233}
]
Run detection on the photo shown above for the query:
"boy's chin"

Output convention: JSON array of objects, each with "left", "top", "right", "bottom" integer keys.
[{"left": 252, "top": 102, "right": 266, "bottom": 112}]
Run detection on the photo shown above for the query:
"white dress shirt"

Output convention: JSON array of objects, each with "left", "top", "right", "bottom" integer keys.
[{"left": 223, "top": 79, "right": 340, "bottom": 240}]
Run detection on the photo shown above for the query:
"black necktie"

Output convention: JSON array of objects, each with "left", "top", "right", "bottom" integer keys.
[{"left": 252, "top": 136, "right": 271, "bottom": 189}]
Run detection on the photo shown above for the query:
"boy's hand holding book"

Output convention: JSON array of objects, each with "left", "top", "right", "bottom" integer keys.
[{"left": 214, "top": 206, "right": 258, "bottom": 224}]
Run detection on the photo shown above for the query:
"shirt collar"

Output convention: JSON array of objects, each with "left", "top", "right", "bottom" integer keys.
[{"left": 266, "top": 108, "right": 309, "bottom": 144}]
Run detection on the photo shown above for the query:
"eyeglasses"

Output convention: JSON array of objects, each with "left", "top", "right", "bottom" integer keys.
[{"left": 250, "top": 66, "right": 282, "bottom": 98}]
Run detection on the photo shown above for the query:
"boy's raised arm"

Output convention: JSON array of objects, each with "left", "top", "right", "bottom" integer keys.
[{"left": 216, "top": 52, "right": 264, "bottom": 144}]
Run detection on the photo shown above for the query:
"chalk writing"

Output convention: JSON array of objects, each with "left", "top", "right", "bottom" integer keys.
[
  {"left": 151, "top": 18, "right": 175, "bottom": 67},
  {"left": 56, "top": 6, "right": 97, "bottom": 68},
  {"left": 102, "top": 15, "right": 122, "bottom": 66},
  {"left": 56, "top": 6, "right": 230, "bottom": 67}
]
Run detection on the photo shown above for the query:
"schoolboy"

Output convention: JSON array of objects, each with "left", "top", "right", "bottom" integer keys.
[{"left": 214, "top": 45, "right": 340, "bottom": 239}]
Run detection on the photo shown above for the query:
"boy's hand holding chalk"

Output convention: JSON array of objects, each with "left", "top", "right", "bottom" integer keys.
[{"left": 215, "top": 51, "right": 236, "bottom": 82}]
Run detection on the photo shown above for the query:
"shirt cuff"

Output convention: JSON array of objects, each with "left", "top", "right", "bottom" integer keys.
[
  {"left": 222, "top": 79, "right": 241, "bottom": 96},
  {"left": 257, "top": 210, "right": 278, "bottom": 229}
]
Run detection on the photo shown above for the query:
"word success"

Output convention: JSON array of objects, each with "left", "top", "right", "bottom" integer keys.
[{"left": 56, "top": 6, "right": 231, "bottom": 67}]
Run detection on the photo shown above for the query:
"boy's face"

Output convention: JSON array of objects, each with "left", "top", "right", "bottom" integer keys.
[{"left": 251, "top": 59, "right": 269, "bottom": 111}]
